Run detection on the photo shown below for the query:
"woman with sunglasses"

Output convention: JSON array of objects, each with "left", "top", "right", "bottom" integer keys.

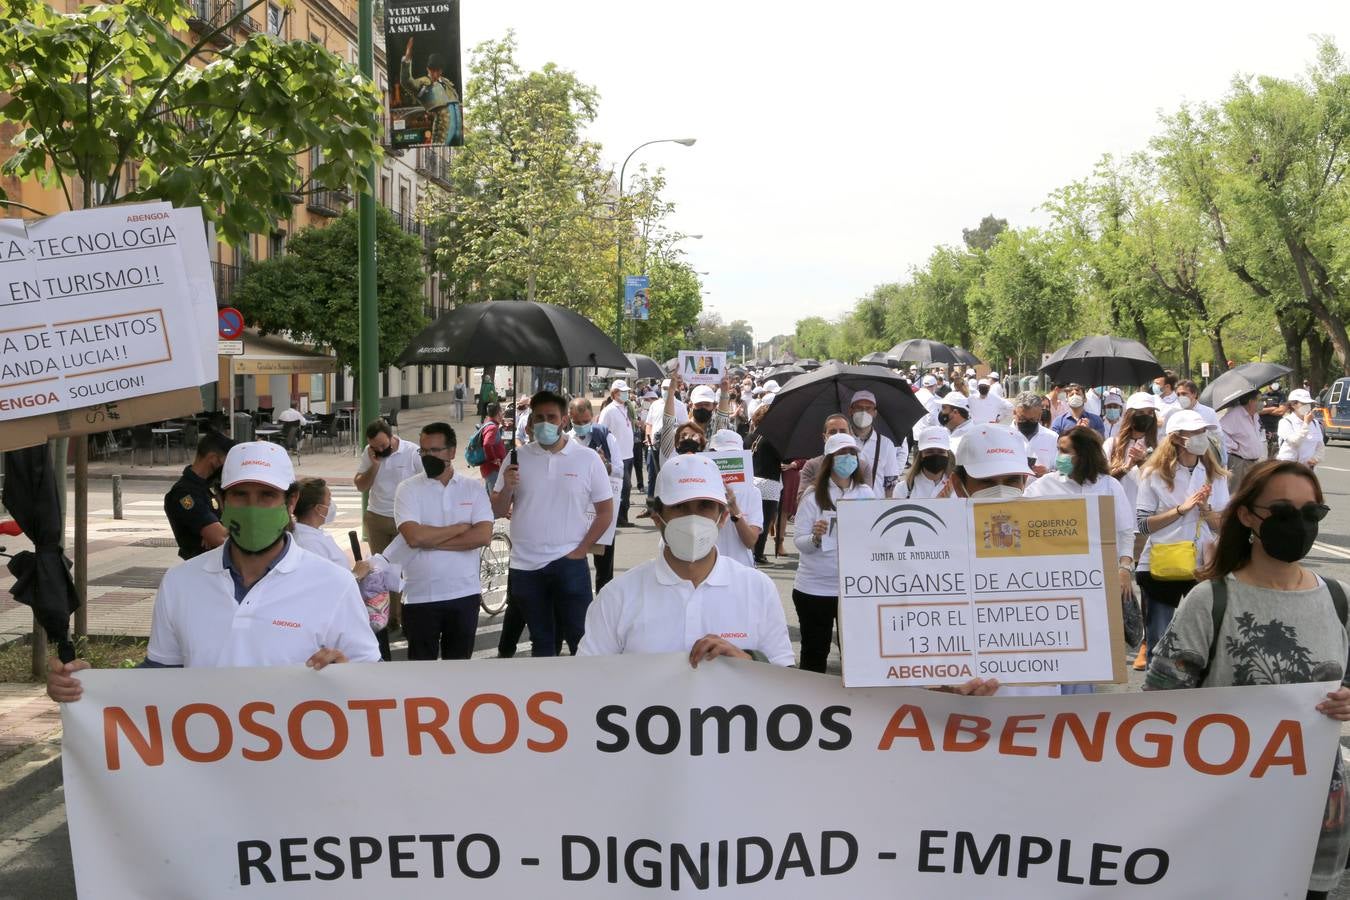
[{"left": 1145, "top": 460, "right": 1350, "bottom": 900}]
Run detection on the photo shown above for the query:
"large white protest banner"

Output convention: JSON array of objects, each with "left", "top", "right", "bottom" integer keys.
[
  {"left": 62, "top": 655, "right": 1335, "bottom": 898},
  {"left": 0, "top": 202, "right": 215, "bottom": 421},
  {"left": 838, "top": 496, "right": 1126, "bottom": 688}
]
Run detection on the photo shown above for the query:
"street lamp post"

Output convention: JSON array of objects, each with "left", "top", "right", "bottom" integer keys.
[{"left": 615, "top": 138, "right": 696, "bottom": 350}]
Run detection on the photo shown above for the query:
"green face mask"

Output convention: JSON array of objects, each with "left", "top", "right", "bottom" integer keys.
[{"left": 220, "top": 503, "right": 291, "bottom": 553}]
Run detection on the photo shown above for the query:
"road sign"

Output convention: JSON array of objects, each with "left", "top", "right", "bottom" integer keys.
[
  {"left": 218, "top": 307, "right": 244, "bottom": 340},
  {"left": 217, "top": 340, "right": 243, "bottom": 356}
]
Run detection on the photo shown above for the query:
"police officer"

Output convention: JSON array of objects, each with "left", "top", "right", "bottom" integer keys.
[
  {"left": 164, "top": 431, "right": 234, "bottom": 560},
  {"left": 400, "top": 37, "right": 462, "bottom": 145}
]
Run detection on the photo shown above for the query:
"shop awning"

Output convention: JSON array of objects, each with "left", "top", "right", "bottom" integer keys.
[{"left": 229, "top": 330, "right": 337, "bottom": 375}]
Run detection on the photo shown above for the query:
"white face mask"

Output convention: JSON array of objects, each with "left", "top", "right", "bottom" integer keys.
[
  {"left": 852, "top": 410, "right": 874, "bottom": 430},
  {"left": 1291, "top": 402, "right": 1308, "bottom": 417},
  {"left": 322, "top": 502, "right": 337, "bottom": 525},
  {"left": 972, "top": 484, "right": 1023, "bottom": 500},
  {"left": 662, "top": 514, "right": 721, "bottom": 563},
  {"left": 1177, "top": 396, "right": 1194, "bottom": 410},
  {"left": 1184, "top": 434, "right": 1210, "bottom": 456},
  {"left": 1067, "top": 395, "right": 1085, "bottom": 409}
]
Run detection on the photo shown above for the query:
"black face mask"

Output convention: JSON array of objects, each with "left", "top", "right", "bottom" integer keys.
[
  {"left": 374, "top": 445, "right": 394, "bottom": 458},
  {"left": 676, "top": 439, "right": 702, "bottom": 455},
  {"left": 691, "top": 407, "right": 713, "bottom": 425},
  {"left": 920, "top": 455, "right": 948, "bottom": 474},
  {"left": 1016, "top": 419, "right": 1039, "bottom": 438},
  {"left": 1132, "top": 414, "right": 1154, "bottom": 432},
  {"left": 1254, "top": 503, "right": 1327, "bottom": 563},
  {"left": 938, "top": 412, "right": 951, "bottom": 427},
  {"left": 421, "top": 455, "right": 447, "bottom": 478}
]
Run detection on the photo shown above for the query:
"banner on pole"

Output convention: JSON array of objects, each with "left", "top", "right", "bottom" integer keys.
[
  {"left": 61, "top": 656, "right": 1335, "bottom": 898},
  {"left": 837, "top": 497, "right": 1126, "bottom": 688},
  {"left": 384, "top": 0, "right": 464, "bottom": 148},
  {"left": 624, "top": 275, "right": 650, "bottom": 320},
  {"left": 0, "top": 203, "right": 216, "bottom": 422}
]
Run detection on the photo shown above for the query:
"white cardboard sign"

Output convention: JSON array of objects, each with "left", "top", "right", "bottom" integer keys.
[{"left": 678, "top": 350, "right": 727, "bottom": 385}]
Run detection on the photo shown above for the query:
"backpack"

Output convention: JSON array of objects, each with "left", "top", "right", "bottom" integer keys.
[
  {"left": 1204, "top": 575, "right": 1349, "bottom": 683},
  {"left": 465, "top": 423, "right": 489, "bottom": 466}
]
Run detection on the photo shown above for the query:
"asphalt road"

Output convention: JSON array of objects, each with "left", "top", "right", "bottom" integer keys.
[{"left": 5, "top": 445, "right": 1350, "bottom": 898}]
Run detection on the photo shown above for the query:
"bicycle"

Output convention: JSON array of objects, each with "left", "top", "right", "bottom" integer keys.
[{"left": 479, "top": 524, "right": 511, "bottom": 616}]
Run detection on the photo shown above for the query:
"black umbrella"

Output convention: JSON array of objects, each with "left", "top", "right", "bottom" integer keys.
[
  {"left": 764, "top": 364, "right": 807, "bottom": 385},
  {"left": 951, "top": 346, "right": 982, "bottom": 367},
  {"left": 859, "top": 351, "right": 894, "bottom": 367},
  {"left": 626, "top": 353, "right": 665, "bottom": 380},
  {"left": 2, "top": 445, "right": 79, "bottom": 663},
  {"left": 395, "top": 300, "right": 629, "bottom": 369},
  {"left": 888, "top": 338, "right": 962, "bottom": 366},
  {"left": 755, "top": 364, "right": 927, "bottom": 459},
  {"left": 1039, "top": 335, "right": 1163, "bottom": 387},
  {"left": 798, "top": 358, "right": 822, "bottom": 370},
  {"left": 1200, "top": 362, "right": 1292, "bottom": 411}
]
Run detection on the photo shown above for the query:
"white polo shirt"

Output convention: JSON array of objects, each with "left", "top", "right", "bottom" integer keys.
[
  {"left": 291, "top": 522, "right": 349, "bottom": 570},
  {"left": 597, "top": 400, "right": 635, "bottom": 461},
  {"left": 355, "top": 436, "right": 423, "bottom": 517},
  {"left": 146, "top": 539, "right": 381, "bottom": 667},
  {"left": 578, "top": 552, "right": 794, "bottom": 666},
  {"left": 1012, "top": 423, "right": 1060, "bottom": 471},
  {"left": 855, "top": 430, "right": 900, "bottom": 495},
  {"left": 394, "top": 472, "right": 495, "bottom": 603},
  {"left": 647, "top": 395, "right": 688, "bottom": 433},
  {"left": 495, "top": 436, "right": 612, "bottom": 571},
  {"left": 717, "top": 478, "right": 764, "bottom": 567},
  {"left": 968, "top": 393, "right": 1013, "bottom": 424}
]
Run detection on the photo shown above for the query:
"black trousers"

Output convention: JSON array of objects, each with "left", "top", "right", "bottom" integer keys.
[
  {"left": 403, "top": 595, "right": 481, "bottom": 660},
  {"left": 755, "top": 499, "right": 779, "bottom": 559},
  {"left": 594, "top": 541, "right": 616, "bottom": 592},
  {"left": 792, "top": 588, "right": 838, "bottom": 673}
]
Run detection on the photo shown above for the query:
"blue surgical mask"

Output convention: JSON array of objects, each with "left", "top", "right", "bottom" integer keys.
[
  {"left": 832, "top": 454, "right": 859, "bottom": 478},
  {"left": 1054, "top": 453, "right": 1074, "bottom": 476},
  {"left": 1104, "top": 407, "right": 1122, "bottom": 422},
  {"left": 573, "top": 423, "right": 593, "bottom": 439},
  {"left": 1151, "top": 383, "right": 1163, "bottom": 396},
  {"left": 533, "top": 422, "right": 561, "bottom": 445}
]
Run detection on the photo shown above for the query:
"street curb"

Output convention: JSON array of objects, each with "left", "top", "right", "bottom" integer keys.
[{"left": 0, "top": 738, "right": 63, "bottom": 811}]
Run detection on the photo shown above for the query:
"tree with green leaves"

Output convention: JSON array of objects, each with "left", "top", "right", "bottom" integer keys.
[
  {"left": 0, "top": 0, "right": 381, "bottom": 239},
  {"left": 230, "top": 207, "right": 428, "bottom": 370}
]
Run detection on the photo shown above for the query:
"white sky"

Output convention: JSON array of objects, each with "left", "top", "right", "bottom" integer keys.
[{"left": 462, "top": 1, "right": 1347, "bottom": 342}]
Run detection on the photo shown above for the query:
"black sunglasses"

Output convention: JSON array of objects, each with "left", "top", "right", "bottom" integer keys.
[{"left": 1251, "top": 501, "right": 1330, "bottom": 523}]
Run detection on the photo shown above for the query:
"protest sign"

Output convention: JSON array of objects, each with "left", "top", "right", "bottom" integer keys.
[
  {"left": 837, "top": 497, "right": 1125, "bottom": 688},
  {"left": 0, "top": 386, "right": 204, "bottom": 452},
  {"left": 624, "top": 275, "right": 651, "bottom": 320},
  {"left": 709, "top": 449, "right": 753, "bottom": 485},
  {"left": 678, "top": 350, "right": 726, "bottom": 385},
  {"left": 62, "top": 655, "right": 1336, "bottom": 898},
  {"left": 0, "top": 203, "right": 215, "bottom": 422}
]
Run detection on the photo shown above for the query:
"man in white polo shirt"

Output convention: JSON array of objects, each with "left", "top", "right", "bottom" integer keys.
[
  {"left": 1010, "top": 391, "right": 1060, "bottom": 477},
  {"left": 579, "top": 454, "right": 794, "bottom": 666},
  {"left": 598, "top": 379, "right": 636, "bottom": 526},
  {"left": 394, "top": 422, "right": 495, "bottom": 660},
  {"left": 492, "top": 390, "right": 613, "bottom": 656},
  {"left": 706, "top": 429, "right": 763, "bottom": 568},
  {"left": 848, "top": 390, "right": 901, "bottom": 498},
  {"left": 353, "top": 416, "right": 422, "bottom": 649},
  {"left": 47, "top": 442, "right": 379, "bottom": 700},
  {"left": 940, "top": 391, "right": 975, "bottom": 456}
]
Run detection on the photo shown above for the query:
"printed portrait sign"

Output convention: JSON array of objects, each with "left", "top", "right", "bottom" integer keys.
[{"left": 383, "top": 0, "right": 464, "bottom": 147}]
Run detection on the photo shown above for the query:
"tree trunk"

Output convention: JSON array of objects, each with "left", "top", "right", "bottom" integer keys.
[
  {"left": 1306, "top": 331, "right": 1334, "bottom": 393},
  {"left": 1208, "top": 335, "right": 1227, "bottom": 376},
  {"left": 1286, "top": 239, "right": 1350, "bottom": 375},
  {"left": 1276, "top": 314, "right": 1305, "bottom": 388}
]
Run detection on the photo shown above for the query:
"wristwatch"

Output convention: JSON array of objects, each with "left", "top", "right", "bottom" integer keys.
[{"left": 731, "top": 513, "right": 741, "bottom": 522}]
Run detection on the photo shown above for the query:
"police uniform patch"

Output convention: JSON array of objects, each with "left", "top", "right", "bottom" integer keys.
[{"left": 179, "top": 495, "right": 194, "bottom": 511}]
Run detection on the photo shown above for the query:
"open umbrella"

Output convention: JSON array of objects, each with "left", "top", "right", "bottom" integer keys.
[
  {"left": 888, "top": 338, "right": 962, "bottom": 366},
  {"left": 1200, "top": 362, "right": 1292, "bottom": 411},
  {"left": 754, "top": 364, "right": 927, "bottom": 459},
  {"left": 764, "top": 364, "right": 807, "bottom": 386},
  {"left": 1039, "top": 335, "right": 1163, "bottom": 387},
  {"left": 859, "top": 351, "right": 895, "bottom": 367},
  {"left": 798, "top": 358, "right": 822, "bottom": 371},
  {"left": 951, "top": 346, "right": 982, "bottom": 367},
  {"left": 395, "top": 300, "right": 629, "bottom": 369},
  {"left": 626, "top": 353, "right": 665, "bottom": 380},
  {"left": 2, "top": 445, "right": 79, "bottom": 663}
]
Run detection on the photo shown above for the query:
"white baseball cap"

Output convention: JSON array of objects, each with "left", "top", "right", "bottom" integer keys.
[
  {"left": 221, "top": 441, "right": 295, "bottom": 492},
  {"left": 656, "top": 454, "right": 728, "bottom": 507},
  {"left": 1125, "top": 391, "right": 1159, "bottom": 412},
  {"left": 1288, "top": 388, "right": 1314, "bottom": 405},
  {"left": 917, "top": 426, "right": 951, "bottom": 452},
  {"left": 751, "top": 386, "right": 766, "bottom": 396},
  {"left": 661, "top": 378, "right": 672, "bottom": 390},
  {"left": 965, "top": 368, "right": 976, "bottom": 377},
  {"left": 610, "top": 380, "right": 630, "bottom": 393},
  {"left": 955, "top": 424, "right": 1032, "bottom": 479},
  {"left": 921, "top": 374, "right": 937, "bottom": 387},
  {"left": 1164, "top": 409, "right": 1208, "bottom": 435},
  {"left": 941, "top": 391, "right": 970, "bottom": 412},
  {"left": 764, "top": 380, "right": 780, "bottom": 392},
  {"left": 689, "top": 385, "right": 718, "bottom": 405},
  {"left": 850, "top": 389, "right": 878, "bottom": 407},
  {"left": 824, "top": 432, "right": 859, "bottom": 455},
  {"left": 709, "top": 429, "right": 743, "bottom": 452}
]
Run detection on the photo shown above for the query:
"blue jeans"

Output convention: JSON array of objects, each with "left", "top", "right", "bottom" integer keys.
[
  {"left": 1136, "top": 571, "right": 1191, "bottom": 665},
  {"left": 510, "top": 556, "right": 592, "bottom": 656},
  {"left": 646, "top": 444, "right": 660, "bottom": 488}
]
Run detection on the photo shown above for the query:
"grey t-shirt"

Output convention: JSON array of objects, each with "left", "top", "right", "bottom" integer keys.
[{"left": 1145, "top": 574, "right": 1350, "bottom": 891}]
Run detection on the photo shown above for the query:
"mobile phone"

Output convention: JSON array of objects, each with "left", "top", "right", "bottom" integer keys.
[{"left": 510, "top": 448, "right": 518, "bottom": 467}]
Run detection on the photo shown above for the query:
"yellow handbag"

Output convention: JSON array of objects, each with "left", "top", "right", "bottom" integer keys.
[{"left": 1150, "top": 519, "right": 1201, "bottom": 581}]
